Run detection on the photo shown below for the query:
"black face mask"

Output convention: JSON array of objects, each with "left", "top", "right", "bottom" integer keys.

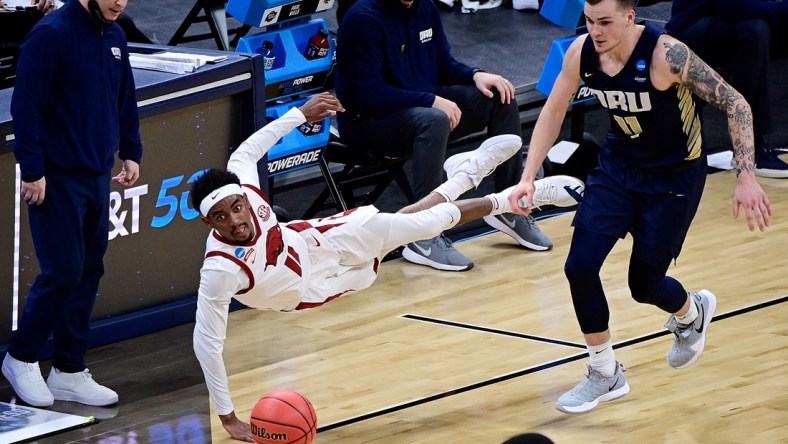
[{"left": 88, "top": 0, "right": 112, "bottom": 24}]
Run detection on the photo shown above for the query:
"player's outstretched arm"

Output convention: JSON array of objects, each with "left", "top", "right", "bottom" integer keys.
[
  {"left": 193, "top": 270, "right": 252, "bottom": 440},
  {"left": 509, "top": 36, "right": 584, "bottom": 214},
  {"left": 226, "top": 93, "right": 344, "bottom": 188},
  {"left": 656, "top": 35, "right": 771, "bottom": 231}
]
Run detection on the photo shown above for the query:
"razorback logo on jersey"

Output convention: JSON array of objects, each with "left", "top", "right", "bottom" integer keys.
[
  {"left": 265, "top": 225, "right": 284, "bottom": 270},
  {"left": 257, "top": 204, "right": 271, "bottom": 221}
]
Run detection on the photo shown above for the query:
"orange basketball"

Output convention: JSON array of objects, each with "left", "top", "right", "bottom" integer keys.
[{"left": 250, "top": 389, "right": 317, "bottom": 444}]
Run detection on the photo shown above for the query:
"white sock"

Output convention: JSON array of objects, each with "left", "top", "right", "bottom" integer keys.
[
  {"left": 485, "top": 186, "right": 514, "bottom": 216},
  {"left": 675, "top": 296, "right": 699, "bottom": 326},
  {"left": 588, "top": 340, "right": 616, "bottom": 377},
  {"left": 434, "top": 173, "right": 474, "bottom": 202}
]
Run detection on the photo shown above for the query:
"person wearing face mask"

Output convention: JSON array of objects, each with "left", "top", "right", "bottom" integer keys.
[{"left": 4, "top": 0, "right": 142, "bottom": 408}]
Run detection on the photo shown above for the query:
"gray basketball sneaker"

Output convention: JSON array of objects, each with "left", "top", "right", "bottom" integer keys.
[
  {"left": 665, "top": 289, "right": 717, "bottom": 369},
  {"left": 444, "top": 134, "right": 522, "bottom": 187},
  {"left": 482, "top": 213, "right": 552, "bottom": 250},
  {"left": 402, "top": 234, "right": 474, "bottom": 272},
  {"left": 555, "top": 362, "right": 630, "bottom": 414}
]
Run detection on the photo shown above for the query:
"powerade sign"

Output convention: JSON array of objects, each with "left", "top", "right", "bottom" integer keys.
[
  {"left": 267, "top": 148, "right": 322, "bottom": 175},
  {"left": 265, "top": 71, "right": 329, "bottom": 102}
]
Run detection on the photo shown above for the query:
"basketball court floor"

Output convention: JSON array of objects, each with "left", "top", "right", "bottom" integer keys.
[
  {"left": 2, "top": 171, "right": 784, "bottom": 443},
  {"left": 1, "top": 1, "right": 787, "bottom": 443}
]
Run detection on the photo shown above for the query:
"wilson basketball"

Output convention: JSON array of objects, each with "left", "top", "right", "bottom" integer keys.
[{"left": 250, "top": 389, "right": 317, "bottom": 444}]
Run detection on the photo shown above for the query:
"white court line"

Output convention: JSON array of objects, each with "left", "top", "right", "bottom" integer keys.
[{"left": 13, "top": 164, "right": 20, "bottom": 330}]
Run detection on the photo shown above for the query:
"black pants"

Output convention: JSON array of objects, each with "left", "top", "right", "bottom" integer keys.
[
  {"left": 338, "top": 85, "right": 523, "bottom": 201},
  {"left": 9, "top": 169, "right": 110, "bottom": 372}
]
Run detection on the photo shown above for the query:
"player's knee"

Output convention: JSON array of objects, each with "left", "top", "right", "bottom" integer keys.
[
  {"left": 564, "top": 255, "right": 594, "bottom": 286},
  {"left": 628, "top": 276, "right": 659, "bottom": 305}
]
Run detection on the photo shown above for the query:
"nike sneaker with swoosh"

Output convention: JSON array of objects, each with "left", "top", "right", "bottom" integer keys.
[
  {"left": 402, "top": 234, "right": 473, "bottom": 272},
  {"left": 482, "top": 213, "right": 552, "bottom": 251},
  {"left": 665, "top": 289, "right": 717, "bottom": 369},
  {"left": 443, "top": 134, "right": 522, "bottom": 188},
  {"left": 555, "top": 361, "right": 629, "bottom": 414}
]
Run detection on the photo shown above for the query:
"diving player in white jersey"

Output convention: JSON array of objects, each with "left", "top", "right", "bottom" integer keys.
[{"left": 190, "top": 92, "right": 585, "bottom": 441}]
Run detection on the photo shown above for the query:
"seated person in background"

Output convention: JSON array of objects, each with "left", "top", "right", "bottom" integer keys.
[
  {"left": 0, "top": 0, "right": 56, "bottom": 13},
  {"left": 334, "top": 0, "right": 555, "bottom": 273},
  {"left": 190, "top": 92, "right": 584, "bottom": 441},
  {"left": 666, "top": 0, "right": 788, "bottom": 178}
]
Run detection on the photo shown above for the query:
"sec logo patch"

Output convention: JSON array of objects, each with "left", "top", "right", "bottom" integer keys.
[{"left": 258, "top": 205, "right": 271, "bottom": 221}]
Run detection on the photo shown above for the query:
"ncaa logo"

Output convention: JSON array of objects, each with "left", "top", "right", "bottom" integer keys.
[
  {"left": 636, "top": 60, "right": 647, "bottom": 71},
  {"left": 234, "top": 247, "right": 246, "bottom": 259},
  {"left": 258, "top": 205, "right": 271, "bottom": 221}
]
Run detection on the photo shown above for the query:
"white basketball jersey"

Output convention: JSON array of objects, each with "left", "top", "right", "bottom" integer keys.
[{"left": 201, "top": 184, "right": 310, "bottom": 311}]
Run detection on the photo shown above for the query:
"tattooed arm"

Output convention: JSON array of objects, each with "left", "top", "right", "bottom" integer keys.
[
  {"left": 654, "top": 35, "right": 754, "bottom": 176},
  {"left": 652, "top": 34, "right": 771, "bottom": 231}
]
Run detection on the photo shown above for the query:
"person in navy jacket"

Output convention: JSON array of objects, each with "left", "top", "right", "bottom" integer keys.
[
  {"left": 4, "top": 0, "right": 142, "bottom": 408},
  {"left": 335, "top": 0, "right": 554, "bottom": 273}
]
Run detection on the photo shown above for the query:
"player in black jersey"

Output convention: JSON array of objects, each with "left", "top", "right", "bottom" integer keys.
[{"left": 508, "top": 0, "right": 772, "bottom": 414}]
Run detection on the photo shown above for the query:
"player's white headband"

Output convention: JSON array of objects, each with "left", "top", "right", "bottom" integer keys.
[{"left": 199, "top": 184, "right": 244, "bottom": 217}]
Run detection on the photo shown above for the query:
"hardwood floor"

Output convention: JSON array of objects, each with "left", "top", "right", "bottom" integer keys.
[{"left": 2, "top": 171, "right": 786, "bottom": 443}]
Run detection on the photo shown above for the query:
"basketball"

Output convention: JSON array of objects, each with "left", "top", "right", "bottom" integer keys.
[{"left": 250, "top": 389, "right": 317, "bottom": 444}]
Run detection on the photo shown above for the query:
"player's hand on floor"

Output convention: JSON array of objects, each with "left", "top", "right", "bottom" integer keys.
[{"left": 220, "top": 412, "right": 255, "bottom": 442}]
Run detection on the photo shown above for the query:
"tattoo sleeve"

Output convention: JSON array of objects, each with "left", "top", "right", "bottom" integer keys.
[{"left": 664, "top": 42, "right": 755, "bottom": 177}]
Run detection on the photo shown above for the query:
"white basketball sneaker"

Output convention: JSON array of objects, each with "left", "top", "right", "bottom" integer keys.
[
  {"left": 47, "top": 367, "right": 118, "bottom": 406},
  {"left": 444, "top": 134, "right": 522, "bottom": 188},
  {"left": 2, "top": 354, "right": 54, "bottom": 407},
  {"left": 513, "top": 175, "right": 585, "bottom": 209}
]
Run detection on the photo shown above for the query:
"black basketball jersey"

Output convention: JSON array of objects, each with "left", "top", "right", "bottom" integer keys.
[{"left": 580, "top": 22, "right": 703, "bottom": 171}]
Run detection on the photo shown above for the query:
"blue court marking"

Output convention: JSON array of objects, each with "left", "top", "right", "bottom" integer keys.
[{"left": 316, "top": 295, "right": 787, "bottom": 433}]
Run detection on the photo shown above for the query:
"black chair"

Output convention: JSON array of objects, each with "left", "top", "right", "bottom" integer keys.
[
  {"left": 0, "top": 9, "right": 42, "bottom": 89},
  {"left": 302, "top": 129, "right": 414, "bottom": 218},
  {"left": 168, "top": 0, "right": 251, "bottom": 51}
]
